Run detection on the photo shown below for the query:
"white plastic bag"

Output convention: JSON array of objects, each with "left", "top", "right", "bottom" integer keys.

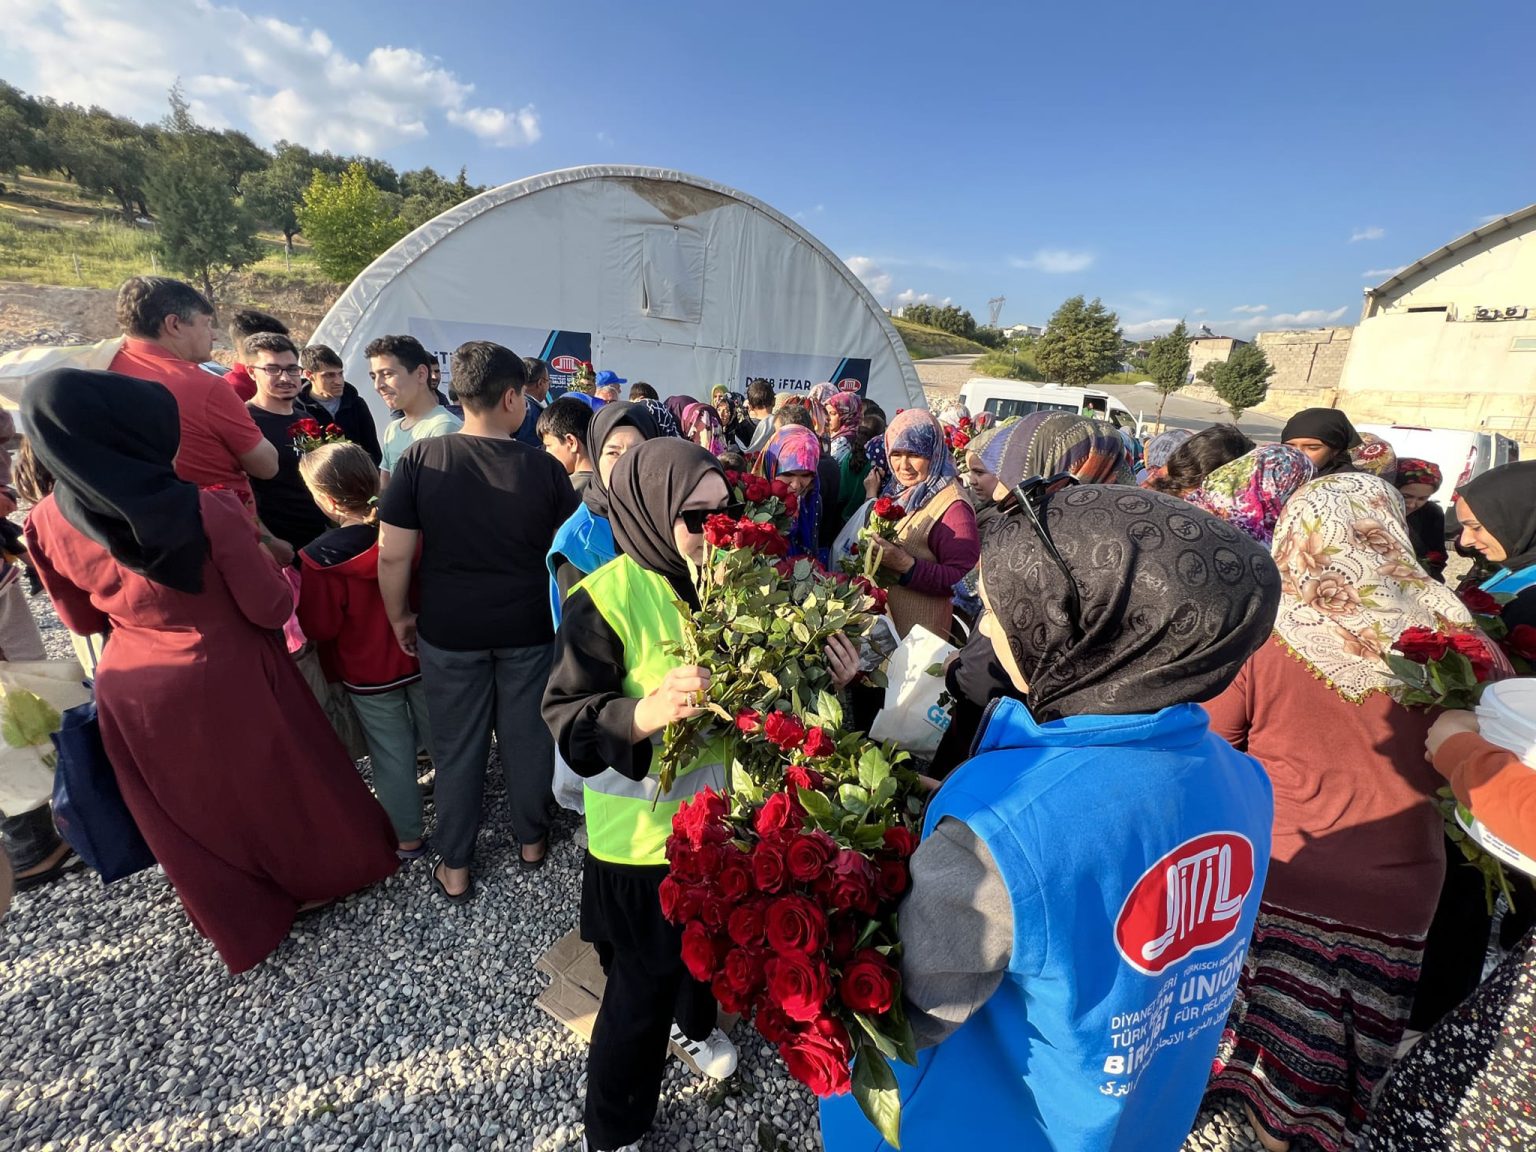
[
  {"left": 868, "top": 625, "right": 957, "bottom": 756},
  {"left": 0, "top": 658, "right": 91, "bottom": 816},
  {"left": 830, "top": 497, "right": 873, "bottom": 574},
  {"left": 0, "top": 339, "right": 124, "bottom": 422}
]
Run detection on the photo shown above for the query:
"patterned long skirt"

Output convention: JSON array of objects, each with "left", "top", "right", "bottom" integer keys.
[
  {"left": 1209, "top": 902, "right": 1426, "bottom": 1152},
  {"left": 1359, "top": 927, "right": 1536, "bottom": 1150}
]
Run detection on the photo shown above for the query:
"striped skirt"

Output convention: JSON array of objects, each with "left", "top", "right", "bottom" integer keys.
[{"left": 1210, "top": 902, "right": 1427, "bottom": 1152}]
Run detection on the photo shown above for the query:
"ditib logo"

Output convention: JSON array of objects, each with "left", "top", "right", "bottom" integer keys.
[
  {"left": 1114, "top": 832, "right": 1255, "bottom": 975},
  {"left": 551, "top": 355, "right": 582, "bottom": 374},
  {"left": 837, "top": 377, "right": 862, "bottom": 392}
]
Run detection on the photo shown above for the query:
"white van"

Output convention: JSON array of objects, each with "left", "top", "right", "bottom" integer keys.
[
  {"left": 957, "top": 378, "right": 1144, "bottom": 437},
  {"left": 1356, "top": 423, "right": 1520, "bottom": 510}
]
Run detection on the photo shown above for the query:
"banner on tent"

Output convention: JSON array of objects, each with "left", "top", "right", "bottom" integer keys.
[
  {"left": 737, "top": 350, "right": 871, "bottom": 399},
  {"left": 407, "top": 318, "right": 593, "bottom": 389}
]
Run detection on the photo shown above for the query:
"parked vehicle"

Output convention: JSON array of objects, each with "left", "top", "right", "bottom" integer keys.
[
  {"left": 956, "top": 379, "right": 1144, "bottom": 436},
  {"left": 1356, "top": 423, "right": 1520, "bottom": 510}
]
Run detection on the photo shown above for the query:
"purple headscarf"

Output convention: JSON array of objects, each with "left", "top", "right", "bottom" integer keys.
[
  {"left": 882, "top": 408, "right": 958, "bottom": 512},
  {"left": 758, "top": 426, "right": 822, "bottom": 559}
]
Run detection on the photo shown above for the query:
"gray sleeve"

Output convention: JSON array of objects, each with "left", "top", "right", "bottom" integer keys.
[{"left": 898, "top": 816, "right": 1013, "bottom": 1049}]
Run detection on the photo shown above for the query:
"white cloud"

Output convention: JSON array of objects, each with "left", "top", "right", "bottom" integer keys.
[
  {"left": 1231, "top": 304, "right": 1267, "bottom": 314},
  {"left": 1350, "top": 226, "right": 1386, "bottom": 243},
  {"left": 791, "top": 204, "right": 825, "bottom": 222},
  {"left": 1477, "top": 213, "right": 1505, "bottom": 225},
  {"left": 0, "top": 0, "right": 541, "bottom": 153},
  {"left": 843, "top": 255, "right": 948, "bottom": 309},
  {"left": 1362, "top": 266, "right": 1406, "bottom": 280},
  {"left": 1009, "top": 248, "right": 1095, "bottom": 274},
  {"left": 596, "top": 130, "right": 614, "bottom": 146},
  {"left": 1216, "top": 306, "right": 1351, "bottom": 340},
  {"left": 1122, "top": 318, "right": 1183, "bottom": 338}
]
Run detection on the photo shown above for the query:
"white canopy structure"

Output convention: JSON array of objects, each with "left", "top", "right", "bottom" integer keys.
[{"left": 310, "top": 165, "right": 925, "bottom": 426}]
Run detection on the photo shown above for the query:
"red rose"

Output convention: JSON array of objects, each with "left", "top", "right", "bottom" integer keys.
[
  {"left": 672, "top": 790, "right": 730, "bottom": 849},
  {"left": 744, "top": 476, "right": 772, "bottom": 504},
  {"left": 704, "top": 514, "right": 739, "bottom": 548},
  {"left": 823, "top": 849, "right": 878, "bottom": 916},
  {"left": 1393, "top": 625, "right": 1452, "bottom": 664},
  {"left": 801, "top": 727, "right": 835, "bottom": 759},
  {"left": 713, "top": 947, "right": 768, "bottom": 1014},
  {"left": 763, "top": 711, "right": 807, "bottom": 751},
  {"left": 783, "top": 492, "right": 799, "bottom": 518},
  {"left": 786, "top": 829, "right": 838, "bottom": 883},
  {"left": 698, "top": 895, "right": 730, "bottom": 931},
  {"left": 1458, "top": 587, "right": 1502, "bottom": 617},
  {"left": 828, "top": 916, "right": 858, "bottom": 963},
  {"left": 770, "top": 478, "right": 791, "bottom": 500},
  {"left": 839, "top": 948, "right": 900, "bottom": 1016},
  {"left": 728, "top": 901, "right": 769, "bottom": 948},
  {"left": 778, "top": 1016, "right": 853, "bottom": 1096},
  {"left": 666, "top": 834, "right": 698, "bottom": 881},
  {"left": 872, "top": 497, "right": 898, "bottom": 520},
  {"left": 765, "top": 951, "right": 833, "bottom": 1022},
  {"left": 764, "top": 894, "right": 829, "bottom": 954},
  {"left": 785, "top": 762, "right": 813, "bottom": 791},
  {"left": 875, "top": 857, "right": 909, "bottom": 901},
  {"left": 718, "top": 853, "right": 755, "bottom": 902},
  {"left": 324, "top": 423, "right": 344, "bottom": 437},
  {"left": 882, "top": 826, "right": 920, "bottom": 858},
  {"left": 1506, "top": 624, "right": 1536, "bottom": 661},
  {"left": 754, "top": 791, "right": 805, "bottom": 841},
  {"left": 1448, "top": 632, "right": 1495, "bottom": 681},
  {"left": 735, "top": 707, "right": 762, "bottom": 734},
  {"left": 680, "top": 922, "right": 725, "bottom": 981},
  {"left": 659, "top": 875, "right": 684, "bottom": 921},
  {"left": 755, "top": 1002, "right": 797, "bottom": 1045},
  {"left": 751, "top": 840, "right": 790, "bottom": 894}
]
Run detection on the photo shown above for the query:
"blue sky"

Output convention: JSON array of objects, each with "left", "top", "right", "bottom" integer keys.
[{"left": 2, "top": 0, "right": 1530, "bottom": 338}]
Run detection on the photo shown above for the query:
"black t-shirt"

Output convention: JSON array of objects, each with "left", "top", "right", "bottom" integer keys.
[
  {"left": 378, "top": 433, "right": 579, "bottom": 650},
  {"left": 246, "top": 402, "right": 333, "bottom": 551}
]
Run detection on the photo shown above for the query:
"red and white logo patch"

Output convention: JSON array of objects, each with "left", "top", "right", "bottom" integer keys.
[
  {"left": 1114, "top": 833, "right": 1256, "bottom": 976},
  {"left": 550, "top": 355, "right": 581, "bottom": 374}
]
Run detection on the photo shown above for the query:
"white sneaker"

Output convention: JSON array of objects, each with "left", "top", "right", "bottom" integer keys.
[
  {"left": 582, "top": 1137, "right": 641, "bottom": 1152},
  {"left": 669, "top": 1023, "right": 739, "bottom": 1080}
]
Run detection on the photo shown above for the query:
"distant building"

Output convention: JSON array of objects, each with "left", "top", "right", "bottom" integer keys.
[
  {"left": 1186, "top": 331, "right": 1248, "bottom": 384},
  {"left": 1003, "top": 323, "right": 1043, "bottom": 339}
]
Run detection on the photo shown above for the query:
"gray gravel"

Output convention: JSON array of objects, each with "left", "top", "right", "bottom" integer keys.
[{"left": 2, "top": 593, "right": 1260, "bottom": 1152}]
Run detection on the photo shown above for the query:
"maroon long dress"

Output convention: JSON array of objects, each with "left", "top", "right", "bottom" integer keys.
[{"left": 26, "top": 489, "right": 398, "bottom": 973}]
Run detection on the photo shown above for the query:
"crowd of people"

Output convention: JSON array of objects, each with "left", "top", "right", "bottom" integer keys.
[{"left": 2, "top": 273, "right": 1535, "bottom": 1152}]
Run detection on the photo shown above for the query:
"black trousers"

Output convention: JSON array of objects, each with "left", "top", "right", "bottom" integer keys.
[{"left": 582, "top": 855, "right": 716, "bottom": 1149}]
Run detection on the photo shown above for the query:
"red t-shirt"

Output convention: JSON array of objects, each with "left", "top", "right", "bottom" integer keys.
[
  {"left": 225, "top": 363, "right": 257, "bottom": 402},
  {"left": 109, "top": 339, "right": 264, "bottom": 507}
]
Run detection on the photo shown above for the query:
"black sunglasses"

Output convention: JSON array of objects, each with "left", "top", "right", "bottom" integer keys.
[
  {"left": 678, "top": 501, "right": 746, "bottom": 533},
  {"left": 999, "top": 473, "right": 1083, "bottom": 640}
]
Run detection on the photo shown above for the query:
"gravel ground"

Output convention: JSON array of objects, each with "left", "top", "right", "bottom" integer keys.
[{"left": 1, "top": 593, "right": 1262, "bottom": 1152}]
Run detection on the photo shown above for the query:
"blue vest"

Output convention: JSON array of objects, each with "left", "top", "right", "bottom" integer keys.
[
  {"left": 821, "top": 698, "right": 1273, "bottom": 1152},
  {"left": 546, "top": 505, "right": 617, "bottom": 627}
]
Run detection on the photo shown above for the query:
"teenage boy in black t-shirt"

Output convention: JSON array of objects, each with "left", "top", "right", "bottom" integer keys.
[
  {"left": 243, "top": 332, "right": 334, "bottom": 552},
  {"left": 378, "top": 341, "right": 579, "bottom": 902}
]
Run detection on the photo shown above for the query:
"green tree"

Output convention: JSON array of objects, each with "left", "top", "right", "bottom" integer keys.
[
  {"left": 47, "top": 102, "right": 152, "bottom": 220},
  {"left": 242, "top": 141, "right": 328, "bottom": 255},
  {"left": 398, "top": 164, "right": 485, "bottom": 230},
  {"left": 1144, "top": 321, "right": 1192, "bottom": 429},
  {"left": 1034, "top": 296, "right": 1123, "bottom": 388},
  {"left": 1198, "top": 342, "right": 1275, "bottom": 421},
  {"left": 145, "top": 89, "right": 263, "bottom": 300},
  {"left": 296, "top": 162, "right": 409, "bottom": 282}
]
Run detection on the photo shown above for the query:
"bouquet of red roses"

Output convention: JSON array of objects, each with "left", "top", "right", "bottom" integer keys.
[
  {"left": 942, "top": 415, "right": 974, "bottom": 467},
  {"left": 839, "top": 497, "right": 907, "bottom": 588},
  {"left": 289, "top": 417, "right": 347, "bottom": 455},
  {"left": 1387, "top": 623, "right": 1515, "bottom": 912},
  {"left": 1458, "top": 586, "right": 1536, "bottom": 674},
  {"left": 664, "top": 691, "right": 923, "bottom": 1146}
]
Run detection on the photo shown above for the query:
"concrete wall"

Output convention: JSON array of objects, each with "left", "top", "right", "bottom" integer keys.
[
  {"left": 1182, "top": 328, "right": 1351, "bottom": 419},
  {"left": 1186, "top": 337, "right": 1244, "bottom": 386}
]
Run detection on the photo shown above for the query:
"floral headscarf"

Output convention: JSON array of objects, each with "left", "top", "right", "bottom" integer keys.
[
  {"left": 1271, "top": 472, "right": 1475, "bottom": 702},
  {"left": 1395, "top": 457, "right": 1442, "bottom": 492},
  {"left": 808, "top": 382, "right": 840, "bottom": 408},
  {"left": 824, "top": 390, "right": 864, "bottom": 463},
  {"left": 757, "top": 426, "right": 822, "bottom": 559},
  {"left": 1349, "top": 432, "right": 1398, "bottom": 484},
  {"left": 1138, "top": 428, "right": 1194, "bottom": 485},
  {"left": 640, "top": 399, "right": 682, "bottom": 439},
  {"left": 936, "top": 400, "right": 971, "bottom": 430},
  {"left": 681, "top": 402, "right": 726, "bottom": 456},
  {"left": 1184, "top": 445, "right": 1315, "bottom": 546},
  {"left": 882, "top": 408, "right": 958, "bottom": 512}
]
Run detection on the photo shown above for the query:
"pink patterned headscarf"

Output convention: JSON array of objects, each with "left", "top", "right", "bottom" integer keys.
[{"left": 681, "top": 402, "right": 726, "bottom": 456}]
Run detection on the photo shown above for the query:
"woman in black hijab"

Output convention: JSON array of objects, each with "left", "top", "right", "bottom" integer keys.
[
  {"left": 21, "top": 369, "right": 398, "bottom": 975},
  {"left": 1455, "top": 460, "right": 1536, "bottom": 629},
  {"left": 1281, "top": 407, "right": 1361, "bottom": 477}
]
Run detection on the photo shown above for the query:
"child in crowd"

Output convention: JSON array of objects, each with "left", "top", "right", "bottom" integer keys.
[
  {"left": 297, "top": 442, "right": 432, "bottom": 860},
  {"left": 537, "top": 397, "right": 597, "bottom": 495}
]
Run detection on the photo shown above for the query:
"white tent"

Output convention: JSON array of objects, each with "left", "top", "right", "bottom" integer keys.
[{"left": 309, "top": 165, "right": 925, "bottom": 426}]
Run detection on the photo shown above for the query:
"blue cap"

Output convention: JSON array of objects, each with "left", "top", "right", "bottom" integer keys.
[{"left": 595, "top": 370, "right": 627, "bottom": 387}]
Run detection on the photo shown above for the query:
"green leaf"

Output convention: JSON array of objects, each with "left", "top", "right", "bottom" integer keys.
[
  {"left": 816, "top": 690, "right": 844, "bottom": 731},
  {"left": 853, "top": 1012, "right": 901, "bottom": 1060},
  {"left": 761, "top": 671, "right": 781, "bottom": 692},
  {"left": 798, "top": 786, "right": 837, "bottom": 827},
  {"left": 838, "top": 784, "right": 871, "bottom": 816},
  {"left": 851, "top": 822, "right": 887, "bottom": 850},
  {"left": 792, "top": 622, "right": 812, "bottom": 645},
  {"left": 852, "top": 1047, "right": 903, "bottom": 1148},
  {"left": 1, "top": 689, "right": 61, "bottom": 751},
  {"left": 858, "top": 746, "right": 892, "bottom": 791}
]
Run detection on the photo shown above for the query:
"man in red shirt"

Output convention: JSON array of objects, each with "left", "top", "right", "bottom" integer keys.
[
  {"left": 224, "top": 308, "right": 290, "bottom": 402},
  {"left": 108, "top": 277, "right": 285, "bottom": 553}
]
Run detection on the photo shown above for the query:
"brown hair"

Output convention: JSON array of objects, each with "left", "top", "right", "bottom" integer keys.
[
  {"left": 115, "top": 276, "right": 214, "bottom": 340},
  {"left": 12, "top": 438, "right": 53, "bottom": 507},
  {"left": 298, "top": 442, "right": 380, "bottom": 525}
]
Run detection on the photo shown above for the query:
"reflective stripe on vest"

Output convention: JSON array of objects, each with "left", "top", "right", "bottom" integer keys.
[{"left": 573, "top": 556, "right": 724, "bottom": 866}]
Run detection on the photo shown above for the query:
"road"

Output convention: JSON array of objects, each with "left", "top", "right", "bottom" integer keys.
[{"left": 914, "top": 354, "right": 1285, "bottom": 440}]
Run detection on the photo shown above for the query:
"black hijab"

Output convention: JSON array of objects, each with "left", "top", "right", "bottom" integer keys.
[
  {"left": 22, "top": 368, "right": 207, "bottom": 593},
  {"left": 980, "top": 486, "right": 1280, "bottom": 722},
  {"left": 1281, "top": 408, "right": 1361, "bottom": 477},
  {"left": 607, "top": 439, "right": 725, "bottom": 604},
  {"left": 1458, "top": 460, "right": 1536, "bottom": 572},
  {"left": 582, "top": 400, "right": 662, "bottom": 519}
]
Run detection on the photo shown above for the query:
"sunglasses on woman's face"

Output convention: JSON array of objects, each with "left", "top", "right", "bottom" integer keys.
[
  {"left": 998, "top": 472, "right": 1084, "bottom": 641},
  {"left": 677, "top": 502, "right": 745, "bottom": 533}
]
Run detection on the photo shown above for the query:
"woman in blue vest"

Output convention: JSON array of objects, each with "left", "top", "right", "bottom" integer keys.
[
  {"left": 1455, "top": 460, "right": 1536, "bottom": 626},
  {"left": 821, "top": 483, "right": 1282, "bottom": 1152},
  {"left": 546, "top": 401, "right": 664, "bottom": 627},
  {"left": 544, "top": 438, "right": 861, "bottom": 1152}
]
